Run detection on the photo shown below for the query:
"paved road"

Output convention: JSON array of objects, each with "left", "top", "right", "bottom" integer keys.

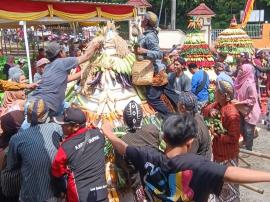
[{"left": 240, "top": 124, "right": 270, "bottom": 201}]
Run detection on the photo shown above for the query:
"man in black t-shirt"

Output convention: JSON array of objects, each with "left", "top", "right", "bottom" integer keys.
[
  {"left": 102, "top": 114, "right": 270, "bottom": 202},
  {"left": 52, "top": 108, "right": 108, "bottom": 202}
]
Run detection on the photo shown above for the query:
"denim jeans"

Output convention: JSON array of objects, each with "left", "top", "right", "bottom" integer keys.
[
  {"left": 241, "top": 118, "right": 255, "bottom": 151},
  {"left": 146, "top": 84, "right": 179, "bottom": 119}
]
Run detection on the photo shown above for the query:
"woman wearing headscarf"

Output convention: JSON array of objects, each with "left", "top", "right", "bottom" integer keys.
[
  {"left": 1, "top": 73, "right": 26, "bottom": 117},
  {"left": 0, "top": 110, "right": 24, "bottom": 202},
  {"left": 203, "top": 80, "right": 241, "bottom": 202},
  {"left": 116, "top": 100, "right": 160, "bottom": 202},
  {"left": 233, "top": 63, "right": 261, "bottom": 151},
  {"left": 178, "top": 91, "right": 211, "bottom": 160}
]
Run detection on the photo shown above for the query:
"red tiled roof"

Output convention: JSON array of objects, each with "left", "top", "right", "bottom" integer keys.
[
  {"left": 188, "top": 3, "right": 215, "bottom": 16},
  {"left": 126, "top": 0, "right": 151, "bottom": 7}
]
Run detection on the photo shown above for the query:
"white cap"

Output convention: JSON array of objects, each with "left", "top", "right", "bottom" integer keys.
[{"left": 36, "top": 58, "right": 50, "bottom": 68}]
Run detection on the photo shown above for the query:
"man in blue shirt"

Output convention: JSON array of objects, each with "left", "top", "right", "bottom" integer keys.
[
  {"left": 188, "top": 63, "right": 210, "bottom": 108},
  {"left": 30, "top": 41, "right": 100, "bottom": 116}
]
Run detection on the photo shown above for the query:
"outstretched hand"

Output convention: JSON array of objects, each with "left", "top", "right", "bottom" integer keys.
[
  {"left": 135, "top": 47, "right": 148, "bottom": 55},
  {"left": 26, "top": 82, "right": 39, "bottom": 90},
  {"left": 87, "top": 40, "right": 102, "bottom": 52}
]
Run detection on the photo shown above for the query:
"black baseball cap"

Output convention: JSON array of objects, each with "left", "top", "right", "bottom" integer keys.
[{"left": 53, "top": 108, "right": 86, "bottom": 125}]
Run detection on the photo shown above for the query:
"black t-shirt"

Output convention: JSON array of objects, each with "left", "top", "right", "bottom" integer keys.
[
  {"left": 126, "top": 146, "right": 227, "bottom": 202},
  {"left": 60, "top": 129, "right": 108, "bottom": 202}
]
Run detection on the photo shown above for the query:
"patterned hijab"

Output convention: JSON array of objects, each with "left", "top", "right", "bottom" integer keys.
[
  {"left": 178, "top": 92, "right": 198, "bottom": 114},
  {"left": 27, "top": 99, "right": 49, "bottom": 126},
  {"left": 217, "top": 80, "right": 234, "bottom": 101},
  {"left": 123, "top": 100, "right": 143, "bottom": 132}
]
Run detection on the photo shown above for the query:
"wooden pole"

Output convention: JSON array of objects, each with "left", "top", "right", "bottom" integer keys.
[
  {"left": 240, "top": 149, "right": 270, "bottom": 160},
  {"left": 240, "top": 184, "right": 264, "bottom": 194},
  {"left": 171, "top": 0, "right": 176, "bottom": 30},
  {"left": 239, "top": 156, "right": 251, "bottom": 167},
  {"left": 158, "top": 0, "right": 164, "bottom": 27}
]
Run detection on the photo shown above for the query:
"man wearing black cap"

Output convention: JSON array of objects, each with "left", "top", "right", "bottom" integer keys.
[
  {"left": 30, "top": 40, "right": 101, "bottom": 116},
  {"left": 52, "top": 107, "right": 108, "bottom": 202}
]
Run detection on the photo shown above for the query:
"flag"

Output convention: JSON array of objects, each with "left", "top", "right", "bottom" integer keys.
[{"left": 241, "top": 0, "right": 255, "bottom": 28}]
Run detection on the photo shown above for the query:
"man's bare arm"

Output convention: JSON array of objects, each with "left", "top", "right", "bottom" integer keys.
[
  {"left": 101, "top": 121, "right": 128, "bottom": 156},
  {"left": 68, "top": 72, "right": 81, "bottom": 82},
  {"left": 224, "top": 166, "right": 270, "bottom": 184},
  {"left": 77, "top": 41, "right": 101, "bottom": 65}
]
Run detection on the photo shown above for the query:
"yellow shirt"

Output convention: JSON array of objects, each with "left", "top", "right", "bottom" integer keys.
[{"left": 0, "top": 80, "right": 26, "bottom": 92}]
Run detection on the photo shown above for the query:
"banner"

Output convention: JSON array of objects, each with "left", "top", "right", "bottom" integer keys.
[{"left": 241, "top": 0, "right": 255, "bottom": 28}]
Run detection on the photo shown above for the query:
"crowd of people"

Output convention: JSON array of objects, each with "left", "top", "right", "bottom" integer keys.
[{"left": 0, "top": 11, "right": 269, "bottom": 202}]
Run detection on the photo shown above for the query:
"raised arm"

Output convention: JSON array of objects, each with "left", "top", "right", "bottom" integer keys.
[
  {"left": 0, "top": 79, "right": 38, "bottom": 91},
  {"left": 68, "top": 72, "right": 81, "bottom": 82},
  {"left": 77, "top": 41, "right": 101, "bottom": 65},
  {"left": 224, "top": 166, "right": 270, "bottom": 184},
  {"left": 101, "top": 121, "right": 128, "bottom": 156}
]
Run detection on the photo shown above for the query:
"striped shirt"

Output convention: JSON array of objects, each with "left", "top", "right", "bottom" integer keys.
[{"left": 6, "top": 123, "right": 63, "bottom": 202}]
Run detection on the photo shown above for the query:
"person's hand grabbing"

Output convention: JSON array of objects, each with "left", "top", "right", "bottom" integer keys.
[
  {"left": 136, "top": 47, "right": 147, "bottom": 55},
  {"left": 101, "top": 121, "right": 114, "bottom": 138},
  {"left": 210, "top": 109, "right": 218, "bottom": 117},
  {"left": 26, "top": 82, "right": 39, "bottom": 90},
  {"left": 231, "top": 99, "right": 240, "bottom": 105},
  {"left": 87, "top": 40, "right": 102, "bottom": 52},
  {"left": 210, "top": 125, "right": 219, "bottom": 138}
]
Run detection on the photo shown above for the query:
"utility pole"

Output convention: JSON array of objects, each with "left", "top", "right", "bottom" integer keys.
[
  {"left": 158, "top": 0, "right": 164, "bottom": 27},
  {"left": 171, "top": 0, "right": 176, "bottom": 30}
]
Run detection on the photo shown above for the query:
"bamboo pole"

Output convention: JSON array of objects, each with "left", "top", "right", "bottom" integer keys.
[
  {"left": 240, "top": 184, "right": 264, "bottom": 194},
  {"left": 240, "top": 149, "right": 270, "bottom": 160},
  {"left": 239, "top": 156, "right": 251, "bottom": 167}
]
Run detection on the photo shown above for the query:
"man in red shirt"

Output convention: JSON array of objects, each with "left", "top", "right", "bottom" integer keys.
[{"left": 52, "top": 108, "right": 108, "bottom": 202}]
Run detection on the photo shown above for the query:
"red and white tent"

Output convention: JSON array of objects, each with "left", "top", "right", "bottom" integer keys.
[
  {"left": 0, "top": 0, "right": 136, "bottom": 24},
  {"left": 0, "top": 0, "right": 136, "bottom": 82}
]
